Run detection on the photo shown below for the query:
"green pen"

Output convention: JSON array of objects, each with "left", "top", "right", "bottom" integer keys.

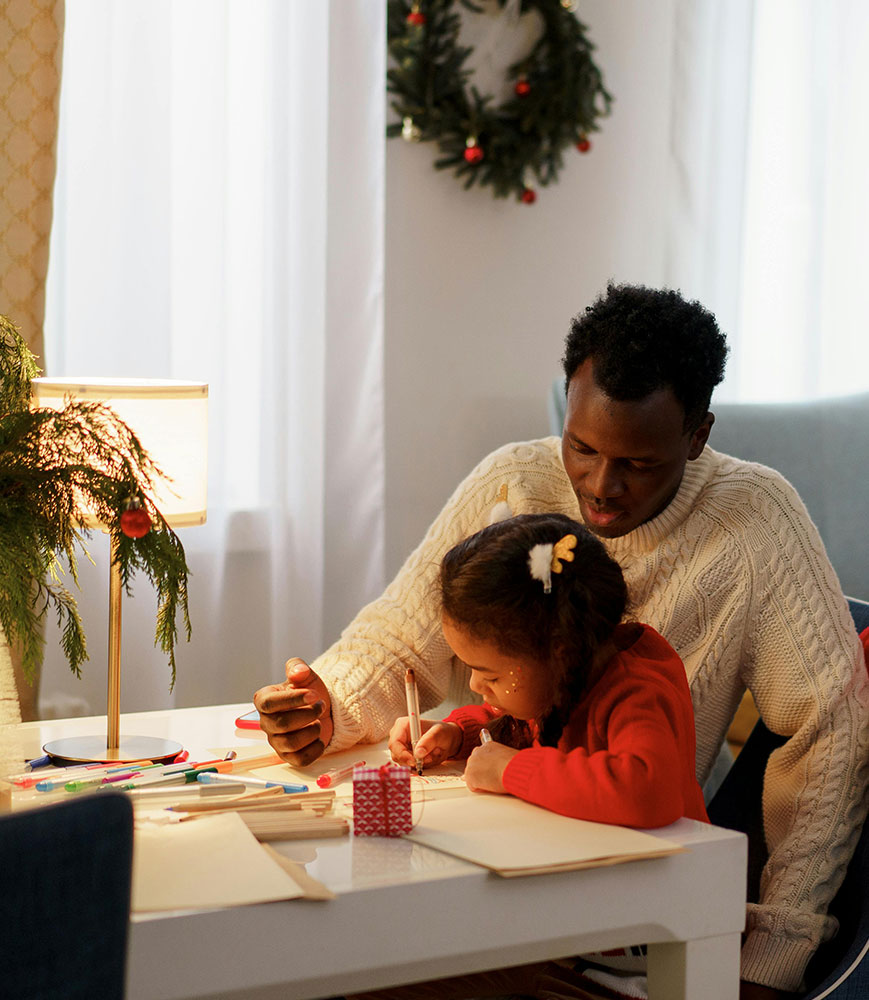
[{"left": 183, "top": 765, "right": 217, "bottom": 782}]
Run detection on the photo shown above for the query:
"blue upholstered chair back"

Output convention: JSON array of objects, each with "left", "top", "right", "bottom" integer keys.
[{"left": 0, "top": 793, "right": 134, "bottom": 1000}]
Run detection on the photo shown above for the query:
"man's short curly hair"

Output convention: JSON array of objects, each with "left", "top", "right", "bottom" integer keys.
[{"left": 562, "top": 283, "right": 729, "bottom": 431}]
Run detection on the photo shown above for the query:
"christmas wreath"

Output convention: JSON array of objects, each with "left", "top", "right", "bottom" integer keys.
[{"left": 386, "top": 0, "right": 612, "bottom": 203}]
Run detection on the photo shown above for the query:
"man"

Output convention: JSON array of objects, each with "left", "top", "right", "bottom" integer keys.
[{"left": 255, "top": 283, "right": 869, "bottom": 1000}]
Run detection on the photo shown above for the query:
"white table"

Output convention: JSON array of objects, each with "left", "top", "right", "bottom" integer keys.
[{"left": 13, "top": 704, "right": 747, "bottom": 1000}]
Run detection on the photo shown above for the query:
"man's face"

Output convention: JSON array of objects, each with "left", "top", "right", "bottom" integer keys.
[{"left": 561, "top": 359, "right": 712, "bottom": 539}]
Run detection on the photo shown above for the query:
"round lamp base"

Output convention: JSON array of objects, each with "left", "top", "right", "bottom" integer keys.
[{"left": 43, "top": 734, "right": 184, "bottom": 765}]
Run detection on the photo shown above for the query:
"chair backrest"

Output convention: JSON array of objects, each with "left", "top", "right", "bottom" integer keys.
[
  {"left": 847, "top": 596, "right": 869, "bottom": 636},
  {"left": 0, "top": 793, "right": 134, "bottom": 1000}
]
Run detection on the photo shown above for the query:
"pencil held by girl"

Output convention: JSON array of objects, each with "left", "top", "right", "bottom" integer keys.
[{"left": 389, "top": 512, "right": 708, "bottom": 829}]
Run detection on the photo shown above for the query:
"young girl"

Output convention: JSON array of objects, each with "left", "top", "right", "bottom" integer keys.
[
  {"left": 358, "top": 515, "right": 709, "bottom": 1000},
  {"left": 396, "top": 512, "right": 708, "bottom": 829}
]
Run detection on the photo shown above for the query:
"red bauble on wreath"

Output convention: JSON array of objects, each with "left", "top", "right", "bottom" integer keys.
[
  {"left": 387, "top": 0, "right": 612, "bottom": 203},
  {"left": 463, "top": 140, "right": 484, "bottom": 165}
]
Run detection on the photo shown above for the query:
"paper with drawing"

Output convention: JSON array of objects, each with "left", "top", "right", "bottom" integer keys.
[{"left": 249, "top": 743, "right": 470, "bottom": 801}]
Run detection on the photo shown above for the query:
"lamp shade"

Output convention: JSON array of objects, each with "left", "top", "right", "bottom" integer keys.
[{"left": 31, "top": 378, "right": 208, "bottom": 527}]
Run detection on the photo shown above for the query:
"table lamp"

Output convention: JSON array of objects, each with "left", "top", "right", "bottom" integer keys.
[{"left": 30, "top": 378, "right": 208, "bottom": 764}]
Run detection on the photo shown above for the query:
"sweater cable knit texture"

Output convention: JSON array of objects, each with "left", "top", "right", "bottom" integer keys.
[{"left": 314, "top": 439, "right": 869, "bottom": 993}]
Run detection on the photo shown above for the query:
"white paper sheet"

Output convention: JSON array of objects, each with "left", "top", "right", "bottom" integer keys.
[
  {"left": 404, "top": 794, "right": 683, "bottom": 876},
  {"left": 132, "top": 811, "right": 306, "bottom": 911}
]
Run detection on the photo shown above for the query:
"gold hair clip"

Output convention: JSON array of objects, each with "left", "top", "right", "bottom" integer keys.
[
  {"left": 551, "top": 534, "right": 577, "bottom": 574},
  {"left": 528, "top": 533, "right": 577, "bottom": 593}
]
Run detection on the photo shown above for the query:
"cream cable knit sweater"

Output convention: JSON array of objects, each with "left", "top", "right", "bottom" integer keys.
[{"left": 313, "top": 438, "right": 869, "bottom": 992}]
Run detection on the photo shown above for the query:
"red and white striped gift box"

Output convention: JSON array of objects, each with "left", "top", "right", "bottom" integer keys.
[{"left": 352, "top": 763, "right": 412, "bottom": 837}]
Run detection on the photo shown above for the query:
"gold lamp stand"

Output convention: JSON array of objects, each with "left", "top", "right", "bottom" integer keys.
[
  {"left": 43, "top": 535, "right": 183, "bottom": 764},
  {"left": 31, "top": 376, "right": 208, "bottom": 766}
]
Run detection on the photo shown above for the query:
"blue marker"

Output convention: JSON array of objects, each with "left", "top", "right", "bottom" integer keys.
[
  {"left": 25, "top": 754, "right": 52, "bottom": 771},
  {"left": 196, "top": 772, "right": 307, "bottom": 794}
]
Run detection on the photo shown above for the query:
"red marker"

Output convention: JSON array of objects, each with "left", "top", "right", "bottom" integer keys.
[{"left": 316, "top": 760, "right": 366, "bottom": 788}]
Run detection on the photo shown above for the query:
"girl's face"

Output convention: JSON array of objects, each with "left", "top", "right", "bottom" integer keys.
[{"left": 442, "top": 616, "right": 552, "bottom": 720}]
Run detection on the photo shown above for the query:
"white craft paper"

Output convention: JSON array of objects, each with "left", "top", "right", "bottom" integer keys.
[
  {"left": 132, "top": 811, "right": 305, "bottom": 911},
  {"left": 404, "top": 794, "right": 683, "bottom": 876}
]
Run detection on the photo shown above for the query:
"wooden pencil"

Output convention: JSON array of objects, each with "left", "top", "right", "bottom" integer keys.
[{"left": 239, "top": 810, "right": 348, "bottom": 841}]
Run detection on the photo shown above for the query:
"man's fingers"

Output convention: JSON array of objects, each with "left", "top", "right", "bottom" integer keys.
[
  {"left": 258, "top": 702, "right": 325, "bottom": 736},
  {"left": 255, "top": 686, "right": 321, "bottom": 715},
  {"left": 270, "top": 735, "right": 326, "bottom": 768},
  {"left": 285, "top": 657, "right": 313, "bottom": 684},
  {"left": 267, "top": 718, "right": 323, "bottom": 756}
]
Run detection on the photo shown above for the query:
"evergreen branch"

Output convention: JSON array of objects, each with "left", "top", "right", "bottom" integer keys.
[{"left": 0, "top": 315, "right": 193, "bottom": 687}]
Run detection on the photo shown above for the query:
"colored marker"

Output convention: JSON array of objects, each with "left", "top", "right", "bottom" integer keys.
[
  {"left": 132, "top": 781, "right": 246, "bottom": 801},
  {"left": 480, "top": 728, "right": 492, "bottom": 745},
  {"left": 404, "top": 668, "right": 424, "bottom": 776},
  {"left": 99, "top": 766, "right": 218, "bottom": 792},
  {"left": 316, "top": 760, "right": 366, "bottom": 788},
  {"left": 14, "top": 764, "right": 92, "bottom": 789},
  {"left": 197, "top": 772, "right": 307, "bottom": 794},
  {"left": 35, "top": 772, "right": 96, "bottom": 792},
  {"left": 103, "top": 773, "right": 188, "bottom": 791}
]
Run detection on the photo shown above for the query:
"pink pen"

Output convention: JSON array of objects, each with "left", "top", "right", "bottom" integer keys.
[{"left": 316, "top": 760, "right": 366, "bottom": 788}]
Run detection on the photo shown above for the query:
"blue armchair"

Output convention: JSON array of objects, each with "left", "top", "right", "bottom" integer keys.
[{"left": 0, "top": 793, "right": 134, "bottom": 1000}]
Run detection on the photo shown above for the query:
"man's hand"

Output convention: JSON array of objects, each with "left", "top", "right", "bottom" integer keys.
[
  {"left": 253, "top": 658, "right": 333, "bottom": 766},
  {"left": 464, "top": 741, "right": 518, "bottom": 794},
  {"left": 740, "top": 981, "right": 799, "bottom": 1000},
  {"left": 388, "top": 718, "right": 462, "bottom": 769}
]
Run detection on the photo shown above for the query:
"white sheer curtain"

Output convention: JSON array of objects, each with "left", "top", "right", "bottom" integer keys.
[
  {"left": 666, "top": 0, "right": 869, "bottom": 403},
  {"left": 41, "top": 0, "right": 385, "bottom": 717}
]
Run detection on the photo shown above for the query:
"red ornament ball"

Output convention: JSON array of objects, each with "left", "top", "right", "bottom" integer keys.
[
  {"left": 515, "top": 79, "right": 530, "bottom": 97},
  {"left": 406, "top": 10, "right": 425, "bottom": 25},
  {"left": 120, "top": 507, "right": 152, "bottom": 539},
  {"left": 576, "top": 136, "right": 592, "bottom": 153},
  {"left": 463, "top": 145, "right": 484, "bottom": 165},
  {"left": 521, "top": 188, "right": 537, "bottom": 204}
]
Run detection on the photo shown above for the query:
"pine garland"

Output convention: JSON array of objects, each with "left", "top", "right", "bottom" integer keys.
[
  {"left": 387, "top": 0, "right": 612, "bottom": 201},
  {"left": 0, "top": 315, "right": 191, "bottom": 689}
]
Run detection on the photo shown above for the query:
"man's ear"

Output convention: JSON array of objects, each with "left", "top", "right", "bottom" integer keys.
[{"left": 687, "top": 412, "right": 715, "bottom": 460}]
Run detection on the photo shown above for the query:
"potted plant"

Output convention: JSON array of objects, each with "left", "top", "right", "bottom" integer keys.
[{"left": 0, "top": 314, "right": 191, "bottom": 708}]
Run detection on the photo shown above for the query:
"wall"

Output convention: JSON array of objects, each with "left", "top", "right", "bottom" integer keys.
[{"left": 383, "top": 1, "right": 678, "bottom": 577}]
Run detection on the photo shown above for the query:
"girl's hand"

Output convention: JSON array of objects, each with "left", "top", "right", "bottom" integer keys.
[
  {"left": 464, "top": 741, "right": 519, "bottom": 794},
  {"left": 388, "top": 718, "right": 461, "bottom": 769}
]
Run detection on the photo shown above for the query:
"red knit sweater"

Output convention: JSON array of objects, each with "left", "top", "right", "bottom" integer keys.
[{"left": 444, "top": 624, "right": 709, "bottom": 829}]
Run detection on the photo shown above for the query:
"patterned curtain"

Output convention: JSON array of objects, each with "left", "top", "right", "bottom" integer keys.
[{"left": 0, "top": 0, "right": 64, "bottom": 723}]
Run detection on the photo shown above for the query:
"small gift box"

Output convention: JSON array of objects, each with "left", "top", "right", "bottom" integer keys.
[{"left": 353, "top": 763, "right": 412, "bottom": 837}]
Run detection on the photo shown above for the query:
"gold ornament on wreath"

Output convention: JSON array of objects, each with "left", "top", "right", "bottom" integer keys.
[{"left": 387, "top": 0, "right": 613, "bottom": 203}]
